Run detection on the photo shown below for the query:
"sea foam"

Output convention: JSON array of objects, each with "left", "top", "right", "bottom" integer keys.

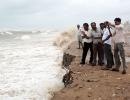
[
  {"left": 53, "top": 28, "right": 76, "bottom": 51},
  {"left": 0, "top": 30, "right": 66, "bottom": 100}
]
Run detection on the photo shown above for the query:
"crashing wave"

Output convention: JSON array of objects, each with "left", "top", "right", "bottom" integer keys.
[{"left": 53, "top": 28, "right": 76, "bottom": 51}]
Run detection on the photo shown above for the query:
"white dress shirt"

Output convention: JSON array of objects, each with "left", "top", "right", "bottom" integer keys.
[
  {"left": 113, "top": 24, "right": 125, "bottom": 43},
  {"left": 102, "top": 28, "right": 112, "bottom": 45},
  {"left": 82, "top": 30, "right": 92, "bottom": 43}
]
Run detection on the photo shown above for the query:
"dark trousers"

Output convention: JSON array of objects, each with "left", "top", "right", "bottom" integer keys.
[
  {"left": 81, "top": 42, "right": 93, "bottom": 63},
  {"left": 92, "top": 42, "right": 104, "bottom": 65},
  {"left": 104, "top": 43, "right": 114, "bottom": 68}
]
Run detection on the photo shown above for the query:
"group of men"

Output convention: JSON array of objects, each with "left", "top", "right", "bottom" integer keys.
[{"left": 77, "top": 18, "right": 127, "bottom": 74}]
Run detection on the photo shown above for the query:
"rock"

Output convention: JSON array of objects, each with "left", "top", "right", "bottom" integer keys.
[
  {"left": 86, "top": 79, "right": 100, "bottom": 82},
  {"left": 62, "top": 70, "right": 73, "bottom": 87},
  {"left": 62, "top": 53, "right": 75, "bottom": 68},
  {"left": 88, "top": 88, "right": 92, "bottom": 90},
  {"left": 116, "top": 87, "right": 121, "bottom": 90},
  {"left": 87, "top": 80, "right": 92, "bottom": 82},
  {"left": 78, "top": 86, "right": 83, "bottom": 89},
  {"left": 112, "top": 93, "right": 116, "bottom": 97},
  {"left": 72, "top": 84, "right": 79, "bottom": 88},
  {"left": 88, "top": 91, "right": 92, "bottom": 97},
  {"left": 62, "top": 53, "right": 75, "bottom": 87},
  {"left": 116, "top": 78, "right": 122, "bottom": 80},
  {"left": 75, "top": 96, "right": 80, "bottom": 100}
]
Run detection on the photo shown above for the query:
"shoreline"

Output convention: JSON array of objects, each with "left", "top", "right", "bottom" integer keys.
[{"left": 52, "top": 41, "right": 130, "bottom": 100}]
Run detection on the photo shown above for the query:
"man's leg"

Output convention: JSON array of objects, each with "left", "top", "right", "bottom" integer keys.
[
  {"left": 102, "top": 44, "right": 108, "bottom": 70},
  {"left": 79, "top": 36, "right": 83, "bottom": 49},
  {"left": 92, "top": 44, "right": 97, "bottom": 66},
  {"left": 98, "top": 42, "right": 104, "bottom": 66},
  {"left": 103, "top": 44, "right": 113, "bottom": 68},
  {"left": 108, "top": 45, "right": 114, "bottom": 67},
  {"left": 103, "top": 44, "right": 109, "bottom": 67},
  {"left": 80, "top": 41, "right": 84, "bottom": 49},
  {"left": 103, "top": 44, "right": 107, "bottom": 65},
  {"left": 81, "top": 42, "right": 89, "bottom": 64},
  {"left": 89, "top": 42, "right": 93, "bottom": 64},
  {"left": 77, "top": 35, "right": 81, "bottom": 49},
  {"left": 118, "top": 43, "right": 127, "bottom": 74},
  {"left": 111, "top": 43, "right": 120, "bottom": 72},
  {"left": 114, "top": 43, "right": 121, "bottom": 69}
]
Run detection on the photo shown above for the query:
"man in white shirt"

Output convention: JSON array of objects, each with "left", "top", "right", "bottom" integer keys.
[
  {"left": 80, "top": 23, "right": 93, "bottom": 65},
  {"left": 90, "top": 22, "right": 104, "bottom": 66},
  {"left": 110, "top": 18, "right": 127, "bottom": 74},
  {"left": 102, "top": 22, "right": 114, "bottom": 70},
  {"left": 100, "top": 23, "right": 105, "bottom": 37},
  {"left": 77, "top": 24, "right": 83, "bottom": 49},
  {"left": 100, "top": 23, "right": 107, "bottom": 65}
]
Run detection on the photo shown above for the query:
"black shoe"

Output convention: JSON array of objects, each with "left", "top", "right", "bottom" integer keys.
[
  {"left": 98, "top": 63, "right": 104, "bottom": 66},
  {"left": 89, "top": 62, "right": 93, "bottom": 65},
  {"left": 92, "top": 63, "right": 96, "bottom": 66},
  {"left": 111, "top": 68, "right": 119, "bottom": 72},
  {"left": 80, "top": 62, "right": 85, "bottom": 65},
  {"left": 122, "top": 70, "right": 126, "bottom": 74}
]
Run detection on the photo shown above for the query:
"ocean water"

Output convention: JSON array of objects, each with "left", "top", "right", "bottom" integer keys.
[{"left": 0, "top": 31, "right": 66, "bottom": 100}]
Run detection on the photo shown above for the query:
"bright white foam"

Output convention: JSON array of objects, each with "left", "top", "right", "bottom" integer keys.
[
  {"left": 5, "top": 32, "right": 13, "bottom": 35},
  {"left": 21, "top": 35, "right": 31, "bottom": 40},
  {"left": 0, "top": 31, "right": 66, "bottom": 100}
]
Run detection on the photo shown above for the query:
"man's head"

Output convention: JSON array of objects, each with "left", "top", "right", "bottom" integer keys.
[
  {"left": 77, "top": 24, "right": 80, "bottom": 30},
  {"left": 104, "top": 21, "right": 109, "bottom": 27},
  {"left": 100, "top": 23, "right": 105, "bottom": 29},
  {"left": 114, "top": 18, "right": 121, "bottom": 25},
  {"left": 83, "top": 23, "right": 89, "bottom": 31},
  {"left": 91, "top": 22, "right": 97, "bottom": 30}
]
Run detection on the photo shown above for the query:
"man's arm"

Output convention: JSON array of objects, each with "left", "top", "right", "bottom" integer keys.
[
  {"left": 108, "top": 25, "right": 112, "bottom": 36},
  {"left": 81, "top": 31, "right": 90, "bottom": 39},
  {"left": 108, "top": 22, "right": 115, "bottom": 28},
  {"left": 102, "top": 35, "right": 111, "bottom": 43}
]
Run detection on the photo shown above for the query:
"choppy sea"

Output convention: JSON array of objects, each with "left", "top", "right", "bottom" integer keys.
[{"left": 0, "top": 30, "right": 66, "bottom": 100}]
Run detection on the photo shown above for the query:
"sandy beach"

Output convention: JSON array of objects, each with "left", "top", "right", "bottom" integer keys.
[{"left": 52, "top": 40, "right": 130, "bottom": 100}]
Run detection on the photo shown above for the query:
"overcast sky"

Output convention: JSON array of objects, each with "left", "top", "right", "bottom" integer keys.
[{"left": 0, "top": 0, "right": 130, "bottom": 29}]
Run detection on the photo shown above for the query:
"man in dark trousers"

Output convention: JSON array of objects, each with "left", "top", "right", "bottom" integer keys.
[
  {"left": 102, "top": 22, "right": 114, "bottom": 69},
  {"left": 80, "top": 23, "right": 93, "bottom": 65}
]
